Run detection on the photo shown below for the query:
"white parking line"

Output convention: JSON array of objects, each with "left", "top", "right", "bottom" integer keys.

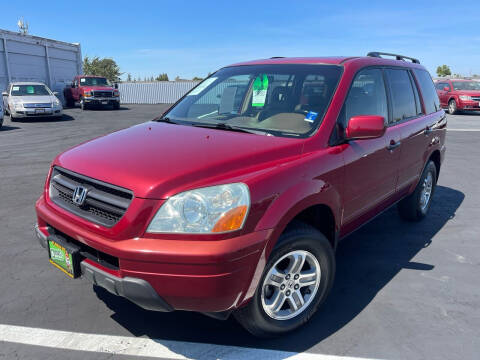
[
  {"left": 447, "top": 128, "right": 480, "bottom": 131},
  {"left": 0, "top": 324, "right": 380, "bottom": 360}
]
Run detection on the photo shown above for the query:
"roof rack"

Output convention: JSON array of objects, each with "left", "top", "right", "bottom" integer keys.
[{"left": 367, "top": 52, "right": 420, "bottom": 64}]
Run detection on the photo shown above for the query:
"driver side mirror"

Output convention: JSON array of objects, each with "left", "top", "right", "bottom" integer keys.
[
  {"left": 114, "top": 83, "right": 118, "bottom": 89},
  {"left": 53, "top": 91, "right": 59, "bottom": 96},
  {"left": 443, "top": 86, "right": 450, "bottom": 92},
  {"left": 346, "top": 115, "right": 386, "bottom": 140},
  {"left": 71, "top": 83, "right": 76, "bottom": 88},
  {"left": 2, "top": 92, "right": 7, "bottom": 97}
]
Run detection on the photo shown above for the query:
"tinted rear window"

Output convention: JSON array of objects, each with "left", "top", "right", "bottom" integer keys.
[
  {"left": 414, "top": 69, "right": 440, "bottom": 114},
  {"left": 385, "top": 69, "right": 417, "bottom": 123}
]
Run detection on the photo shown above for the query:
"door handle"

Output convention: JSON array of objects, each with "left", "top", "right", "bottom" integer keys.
[{"left": 386, "top": 140, "right": 401, "bottom": 151}]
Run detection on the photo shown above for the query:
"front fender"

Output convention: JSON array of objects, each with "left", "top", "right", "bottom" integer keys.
[{"left": 255, "top": 178, "right": 342, "bottom": 256}]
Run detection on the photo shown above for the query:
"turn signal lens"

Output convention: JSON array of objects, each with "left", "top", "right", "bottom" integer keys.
[{"left": 212, "top": 205, "right": 248, "bottom": 233}]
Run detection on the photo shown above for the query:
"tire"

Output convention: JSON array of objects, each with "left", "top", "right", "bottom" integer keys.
[
  {"left": 234, "top": 222, "right": 335, "bottom": 337},
  {"left": 66, "top": 97, "right": 75, "bottom": 108},
  {"left": 397, "top": 161, "right": 437, "bottom": 222},
  {"left": 113, "top": 102, "right": 120, "bottom": 110},
  {"left": 0, "top": 117, "right": 3, "bottom": 129},
  {"left": 448, "top": 99, "right": 457, "bottom": 115},
  {"left": 80, "top": 97, "right": 87, "bottom": 110}
]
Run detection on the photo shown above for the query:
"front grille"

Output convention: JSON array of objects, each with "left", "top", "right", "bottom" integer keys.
[
  {"left": 49, "top": 167, "right": 133, "bottom": 227},
  {"left": 24, "top": 103, "right": 52, "bottom": 108},
  {"left": 93, "top": 91, "right": 113, "bottom": 98},
  {"left": 471, "top": 96, "right": 480, "bottom": 102}
]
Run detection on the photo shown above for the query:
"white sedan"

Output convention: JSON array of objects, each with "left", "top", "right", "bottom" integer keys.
[{"left": 2, "top": 82, "right": 63, "bottom": 120}]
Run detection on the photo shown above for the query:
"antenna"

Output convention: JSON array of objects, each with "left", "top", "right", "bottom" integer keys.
[{"left": 17, "top": 17, "right": 29, "bottom": 35}]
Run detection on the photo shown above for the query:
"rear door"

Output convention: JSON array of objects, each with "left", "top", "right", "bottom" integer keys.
[
  {"left": 394, "top": 68, "right": 443, "bottom": 191},
  {"left": 340, "top": 68, "right": 401, "bottom": 227}
]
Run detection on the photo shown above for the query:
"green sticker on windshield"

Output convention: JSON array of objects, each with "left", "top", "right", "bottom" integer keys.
[
  {"left": 26, "top": 86, "right": 34, "bottom": 94},
  {"left": 252, "top": 74, "right": 269, "bottom": 107}
]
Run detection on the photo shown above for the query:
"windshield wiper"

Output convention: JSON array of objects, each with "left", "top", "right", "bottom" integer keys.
[
  {"left": 153, "top": 116, "right": 178, "bottom": 124},
  {"left": 193, "top": 122, "right": 272, "bottom": 136}
]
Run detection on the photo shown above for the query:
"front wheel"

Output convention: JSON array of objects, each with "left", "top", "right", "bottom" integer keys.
[
  {"left": 234, "top": 222, "right": 335, "bottom": 337},
  {"left": 113, "top": 102, "right": 120, "bottom": 110},
  {"left": 448, "top": 99, "right": 457, "bottom": 115}
]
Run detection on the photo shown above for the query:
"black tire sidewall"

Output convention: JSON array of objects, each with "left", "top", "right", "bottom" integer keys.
[{"left": 244, "top": 229, "right": 335, "bottom": 336}]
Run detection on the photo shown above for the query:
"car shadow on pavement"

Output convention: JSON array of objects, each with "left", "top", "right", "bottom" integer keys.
[
  {"left": 10, "top": 114, "right": 75, "bottom": 123},
  {"left": 94, "top": 185, "right": 464, "bottom": 353},
  {"left": 0, "top": 125, "right": 21, "bottom": 132}
]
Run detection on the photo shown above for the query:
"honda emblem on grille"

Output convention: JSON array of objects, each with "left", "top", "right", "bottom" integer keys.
[{"left": 72, "top": 186, "right": 88, "bottom": 206}]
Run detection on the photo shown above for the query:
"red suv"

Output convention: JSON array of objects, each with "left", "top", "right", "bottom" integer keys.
[
  {"left": 35, "top": 52, "right": 446, "bottom": 337},
  {"left": 435, "top": 78, "right": 480, "bottom": 114}
]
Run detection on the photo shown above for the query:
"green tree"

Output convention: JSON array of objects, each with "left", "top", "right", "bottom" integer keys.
[
  {"left": 436, "top": 65, "right": 451, "bottom": 77},
  {"left": 83, "top": 56, "right": 122, "bottom": 82},
  {"left": 155, "top": 73, "right": 169, "bottom": 81},
  {"left": 192, "top": 76, "right": 203, "bottom": 81}
]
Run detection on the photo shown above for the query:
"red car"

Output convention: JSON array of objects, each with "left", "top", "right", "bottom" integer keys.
[
  {"left": 35, "top": 52, "right": 446, "bottom": 337},
  {"left": 64, "top": 75, "right": 120, "bottom": 110},
  {"left": 435, "top": 78, "right": 480, "bottom": 114}
]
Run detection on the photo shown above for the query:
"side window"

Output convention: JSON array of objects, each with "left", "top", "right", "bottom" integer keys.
[
  {"left": 413, "top": 69, "right": 441, "bottom": 114},
  {"left": 339, "top": 68, "right": 388, "bottom": 129},
  {"left": 385, "top": 69, "right": 417, "bottom": 123}
]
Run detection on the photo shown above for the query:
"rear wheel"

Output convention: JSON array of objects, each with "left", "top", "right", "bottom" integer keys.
[
  {"left": 66, "top": 97, "right": 75, "bottom": 108},
  {"left": 234, "top": 222, "right": 335, "bottom": 337},
  {"left": 398, "top": 161, "right": 437, "bottom": 221},
  {"left": 448, "top": 99, "right": 457, "bottom": 115}
]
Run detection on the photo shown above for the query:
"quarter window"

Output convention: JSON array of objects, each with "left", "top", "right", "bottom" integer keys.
[
  {"left": 414, "top": 69, "right": 441, "bottom": 115},
  {"left": 385, "top": 69, "right": 417, "bottom": 123}
]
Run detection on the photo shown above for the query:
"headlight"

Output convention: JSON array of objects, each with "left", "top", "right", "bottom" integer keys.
[
  {"left": 84, "top": 91, "right": 92, "bottom": 97},
  {"left": 459, "top": 95, "right": 472, "bottom": 101},
  {"left": 13, "top": 102, "right": 23, "bottom": 110},
  {"left": 147, "top": 183, "right": 250, "bottom": 234},
  {"left": 53, "top": 98, "right": 61, "bottom": 106},
  {"left": 113, "top": 91, "right": 120, "bottom": 97}
]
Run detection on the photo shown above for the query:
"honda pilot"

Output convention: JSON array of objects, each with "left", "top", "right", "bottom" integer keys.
[{"left": 35, "top": 52, "right": 446, "bottom": 337}]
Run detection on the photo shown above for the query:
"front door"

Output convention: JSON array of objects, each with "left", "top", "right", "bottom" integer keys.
[{"left": 339, "top": 68, "right": 400, "bottom": 230}]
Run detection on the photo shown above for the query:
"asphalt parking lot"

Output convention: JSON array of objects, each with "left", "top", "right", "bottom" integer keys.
[{"left": 0, "top": 106, "right": 479, "bottom": 360}]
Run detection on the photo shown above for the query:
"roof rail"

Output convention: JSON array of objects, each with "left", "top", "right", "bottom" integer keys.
[
  {"left": 367, "top": 52, "right": 420, "bottom": 64},
  {"left": 270, "top": 56, "right": 285, "bottom": 59}
]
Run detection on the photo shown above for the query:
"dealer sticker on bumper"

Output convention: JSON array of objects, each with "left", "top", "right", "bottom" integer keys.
[{"left": 48, "top": 239, "right": 76, "bottom": 278}]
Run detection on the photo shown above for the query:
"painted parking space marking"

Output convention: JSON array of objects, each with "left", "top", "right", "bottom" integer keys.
[
  {"left": 447, "top": 128, "right": 480, "bottom": 131},
  {"left": 0, "top": 324, "right": 381, "bottom": 360}
]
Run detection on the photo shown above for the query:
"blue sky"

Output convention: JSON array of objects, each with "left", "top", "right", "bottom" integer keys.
[{"left": 1, "top": 0, "right": 479, "bottom": 80}]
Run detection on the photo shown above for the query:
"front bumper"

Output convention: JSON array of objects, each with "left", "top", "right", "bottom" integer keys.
[
  {"left": 11, "top": 108, "right": 62, "bottom": 117},
  {"left": 35, "top": 195, "right": 271, "bottom": 313},
  {"left": 457, "top": 100, "right": 480, "bottom": 111},
  {"left": 84, "top": 97, "right": 119, "bottom": 105},
  {"left": 35, "top": 226, "right": 172, "bottom": 311}
]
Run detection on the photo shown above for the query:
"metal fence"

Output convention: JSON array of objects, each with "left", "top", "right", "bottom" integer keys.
[{"left": 118, "top": 81, "right": 200, "bottom": 104}]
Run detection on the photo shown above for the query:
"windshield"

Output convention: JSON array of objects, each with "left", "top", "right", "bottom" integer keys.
[
  {"left": 164, "top": 64, "right": 342, "bottom": 137},
  {"left": 11, "top": 84, "right": 51, "bottom": 96},
  {"left": 80, "top": 77, "right": 110, "bottom": 86},
  {"left": 452, "top": 81, "right": 480, "bottom": 91}
]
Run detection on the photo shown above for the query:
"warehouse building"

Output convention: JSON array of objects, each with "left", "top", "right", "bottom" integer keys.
[{"left": 0, "top": 29, "right": 82, "bottom": 101}]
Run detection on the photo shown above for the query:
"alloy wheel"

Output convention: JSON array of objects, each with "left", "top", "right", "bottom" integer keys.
[
  {"left": 420, "top": 171, "right": 433, "bottom": 211},
  {"left": 261, "top": 250, "right": 321, "bottom": 320}
]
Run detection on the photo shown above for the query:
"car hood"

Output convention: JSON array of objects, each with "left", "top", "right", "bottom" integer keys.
[
  {"left": 55, "top": 122, "right": 304, "bottom": 199},
  {"left": 10, "top": 95, "right": 54, "bottom": 104}
]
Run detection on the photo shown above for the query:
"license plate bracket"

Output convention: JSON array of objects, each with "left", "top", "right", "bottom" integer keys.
[
  {"left": 35, "top": 108, "right": 45, "bottom": 114},
  {"left": 101, "top": 101, "right": 108, "bottom": 105},
  {"left": 47, "top": 235, "right": 82, "bottom": 278}
]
